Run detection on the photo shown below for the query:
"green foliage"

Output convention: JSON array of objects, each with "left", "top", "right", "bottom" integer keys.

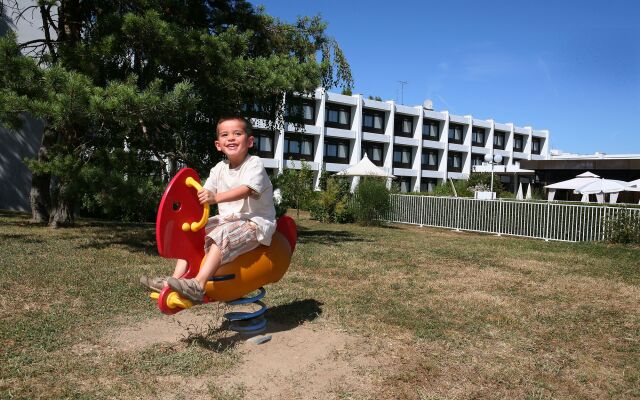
[
  {"left": 467, "top": 172, "right": 505, "bottom": 194},
  {"left": 272, "top": 160, "right": 315, "bottom": 215},
  {"left": 367, "top": 95, "right": 383, "bottom": 101},
  {"left": 0, "top": 1, "right": 353, "bottom": 224},
  {"left": 352, "top": 177, "right": 390, "bottom": 226},
  {"left": 605, "top": 209, "right": 640, "bottom": 244},
  {"left": 309, "top": 177, "right": 353, "bottom": 223},
  {"left": 431, "top": 180, "right": 472, "bottom": 197}
]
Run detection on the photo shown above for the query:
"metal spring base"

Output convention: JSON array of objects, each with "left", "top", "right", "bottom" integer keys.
[{"left": 224, "top": 287, "right": 268, "bottom": 333}]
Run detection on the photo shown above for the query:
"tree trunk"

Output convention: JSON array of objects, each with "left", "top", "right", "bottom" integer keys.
[
  {"left": 29, "top": 126, "right": 57, "bottom": 224},
  {"left": 49, "top": 179, "right": 74, "bottom": 228}
]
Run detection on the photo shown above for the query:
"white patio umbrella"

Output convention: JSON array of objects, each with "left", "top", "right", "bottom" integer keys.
[
  {"left": 574, "top": 178, "right": 630, "bottom": 194},
  {"left": 516, "top": 183, "right": 523, "bottom": 200},
  {"left": 525, "top": 183, "right": 532, "bottom": 200},
  {"left": 574, "top": 178, "right": 630, "bottom": 204},
  {"left": 334, "top": 154, "right": 396, "bottom": 178}
]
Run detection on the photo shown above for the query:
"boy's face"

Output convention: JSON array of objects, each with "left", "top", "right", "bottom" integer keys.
[{"left": 215, "top": 119, "right": 254, "bottom": 161}]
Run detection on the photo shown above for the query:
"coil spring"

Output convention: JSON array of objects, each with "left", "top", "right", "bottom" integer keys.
[{"left": 223, "top": 287, "right": 268, "bottom": 333}]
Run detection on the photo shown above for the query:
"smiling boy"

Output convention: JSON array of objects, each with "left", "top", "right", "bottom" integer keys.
[{"left": 140, "top": 116, "right": 276, "bottom": 302}]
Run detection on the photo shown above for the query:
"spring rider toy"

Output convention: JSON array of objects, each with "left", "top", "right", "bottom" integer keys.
[{"left": 148, "top": 167, "right": 297, "bottom": 333}]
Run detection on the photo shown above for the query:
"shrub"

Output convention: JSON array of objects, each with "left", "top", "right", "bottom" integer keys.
[
  {"left": 272, "top": 160, "right": 314, "bottom": 216},
  {"left": 309, "top": 177, "right": 353, "bottom": 223},
  {"left": 352, "top": 177, "right": 390, "bottom": 226},
  {"left": 467, "top": 172, "right": 505, "bottom": 195},
  {"left": 604, "top": 209, "right": 640, "bottom": 244}
]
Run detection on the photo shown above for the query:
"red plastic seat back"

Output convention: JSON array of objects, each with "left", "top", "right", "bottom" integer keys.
[{"left": 276, "top": 215, "right": 297, "bottom": 253}]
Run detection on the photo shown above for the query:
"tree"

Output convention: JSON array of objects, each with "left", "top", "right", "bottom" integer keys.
[{"left": 0, "top": 0, "right": 352, "bottom": 226}]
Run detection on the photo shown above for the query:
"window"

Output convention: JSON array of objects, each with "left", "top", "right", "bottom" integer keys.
[
  {"left": 394, "top": 115, "right": 414, "bottom": 137},
  {"left": 285, "top": 99, "right": 316, "bottom": 124},
  {"left": 324, "top": 138, "right": 350, "bottom": 164},
  {"left": 532, "top": 137, "right": 541, "bottom": 154},
  {"left": 362, "top": 109, "right": 385, "bottom": 133},
  {"left": 242, "top": 102, "right": 273, "bottom": 120},
  {"left": 361, "top": 142, "right": 384, "bottom": 166},
  {"left": 398, "top": 176, "right": 413, "bottom": 193},
  {"left": 284, "top": 133, "right": 314, "bottom": 161},
  {"left": 423, "top": 119, "right": 439, "bottom": 140},
  {"left": 251, "top": 129, "right": 275, "bottom": 158},
  {"left": 393, "top": 146, "right": 412, "bottom": 168},
  {"left": 472, "top": 127, "right": 486, "bottom": 146},
  {"left": 448, "top": 123, "right": 464, "bottom": 143},
  {"left": 420, "top": 178, "right": 437, "bottom": 193},
  {"left": 325, "top": 103, "right": 351, "bottom": 129},
  {"left": 493, "top": 131, "right": 505, "bottom": 149},
  {"left": 514, "top": 134, "right": 524, "bottom": 152},
  {"left": 421, "top": 149, "right": 438, "bottom": 170},
  {"left": 471, "top": 154, "right": 484, "bottom": 166},
  {"left": 447, "top": 151, "right": 462, "bottom": 172}
]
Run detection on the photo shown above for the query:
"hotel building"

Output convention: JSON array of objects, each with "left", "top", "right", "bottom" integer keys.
[{"left": 251, "top": 88, "right": 551, "bottom": 192}]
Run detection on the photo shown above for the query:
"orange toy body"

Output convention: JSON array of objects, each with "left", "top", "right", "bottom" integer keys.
[{"left": 154, "top": 167, "right": 296, "bottom": 314}]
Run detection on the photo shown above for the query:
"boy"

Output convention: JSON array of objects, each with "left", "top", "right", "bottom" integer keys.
[{"left": 140, "top": 116, "right": 276, "bottom": 302}]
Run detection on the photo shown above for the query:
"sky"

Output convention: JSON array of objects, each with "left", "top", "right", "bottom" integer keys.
[{"left": 249, "top": 0, "right": 640, "bottom": 155}]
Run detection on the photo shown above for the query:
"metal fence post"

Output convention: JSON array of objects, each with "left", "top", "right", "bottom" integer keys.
[
  {"left": 496, "top": 200, "right": 503, "bottom": 236},
  {"left": 455, "top": 198, "right": 461, "bottom": 232},
  {"left": 544, "top": 201, "right": 551, "bottom": 241}
]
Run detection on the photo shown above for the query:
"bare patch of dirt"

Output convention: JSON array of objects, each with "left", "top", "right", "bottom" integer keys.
[{"left": 105, "top": 309, "right": 383, "bottom": 399}]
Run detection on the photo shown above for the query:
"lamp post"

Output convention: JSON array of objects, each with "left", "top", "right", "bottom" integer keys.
[{"left": 484, "top": 154, "right": 503, "bottom": 199}]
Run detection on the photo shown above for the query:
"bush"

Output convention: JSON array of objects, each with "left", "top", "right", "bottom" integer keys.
[
  {"left": 605, "top": 209, "right": 640, "bottom": 244},
  {"left": 272, "top": 160, "right": 314, "bottom": 216},
  {"left": 431, "top": 180, "right": 472, "bottom": 197},
  {"left": 351, "top": 177, "right": 390, "bottom": 226},
  {"left": 309, "top": 177, "right": 353, "bottom": 223}
]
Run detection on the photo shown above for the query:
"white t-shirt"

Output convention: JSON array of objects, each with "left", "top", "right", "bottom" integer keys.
[{"left": 203, "top": 155, "right": 276, "bottom": 245}]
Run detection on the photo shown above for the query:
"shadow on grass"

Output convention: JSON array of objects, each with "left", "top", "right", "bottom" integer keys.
[
  {"left": 297, "top": 226, "right": 372, "bottom": 245},
  {"left": 76, "top": 226, "right": 158, "bottom": 255},
  {"left": 0, "top": 233, "right": 45, "bottom": 244},
  {"left": 184, "top": 299, "right": 323, "bottom": 352}
]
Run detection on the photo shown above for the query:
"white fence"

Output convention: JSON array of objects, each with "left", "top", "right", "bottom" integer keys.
[{"left": 385, "top": 194, "right": 640, "bottom": 242}]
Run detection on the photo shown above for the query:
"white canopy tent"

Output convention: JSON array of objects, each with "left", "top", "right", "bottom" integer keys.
[
  {"left": 544, "top": 171, "right": 600, "bottom": 201},
  {"left": 334, "top": 154, "right": 396, "bottom": 178}
]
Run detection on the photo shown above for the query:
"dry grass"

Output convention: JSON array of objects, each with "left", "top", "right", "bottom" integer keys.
[{"left": 1, "top": 210, "right": 639, "bottom": 399}]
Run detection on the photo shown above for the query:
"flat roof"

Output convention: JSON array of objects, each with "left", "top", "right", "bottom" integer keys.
[{"left": 521, "top": 158, "right": 640, "bottom": 171}]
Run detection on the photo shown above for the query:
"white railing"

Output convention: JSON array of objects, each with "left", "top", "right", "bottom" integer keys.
[{"left": 385, "top": 194, "right": 640, "bottom": 242}]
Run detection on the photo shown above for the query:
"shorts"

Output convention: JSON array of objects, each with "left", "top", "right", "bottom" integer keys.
[{"left": 204, "top": 219, "right": 260, "bottom": 265}]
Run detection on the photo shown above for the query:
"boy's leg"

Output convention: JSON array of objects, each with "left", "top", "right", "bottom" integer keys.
[
  {"left": 173, "top": 259, "right": 188, "bottom": 278},
  {"left": 140, "top": 259, "right": 188, "bottom": 292},
  {"left": 166, "top": 247, "right": 221, "bottom": 302},
  {"left": 194, "top": 245, "right": 222, "bottom": 289}
]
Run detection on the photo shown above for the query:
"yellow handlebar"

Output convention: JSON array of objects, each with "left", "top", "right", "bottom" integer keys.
[{"left": 181, "top": 176, "right": 210, "bottom": 232}]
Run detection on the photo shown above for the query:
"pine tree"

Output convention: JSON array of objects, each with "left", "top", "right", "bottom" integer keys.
[{"left": 0, "top": 0, "right": 352, "bottom": 226}]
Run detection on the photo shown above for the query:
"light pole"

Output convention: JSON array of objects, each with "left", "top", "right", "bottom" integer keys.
[{"left": 484, "top": 154, "right": 503, "bottom": 199}]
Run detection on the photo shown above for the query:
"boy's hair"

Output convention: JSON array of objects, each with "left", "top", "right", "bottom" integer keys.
[{"left": 216, "top": 116, "right": 253, "bottom": 137}]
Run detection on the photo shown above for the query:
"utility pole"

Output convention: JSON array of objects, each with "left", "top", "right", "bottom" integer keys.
[{"left": 397, "top": 80, "right": 408, "bottom": 104}]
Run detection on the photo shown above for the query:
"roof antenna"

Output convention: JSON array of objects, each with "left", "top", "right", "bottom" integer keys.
[{"left": 397, "top": 80, "right": 408, "bottom": 104}]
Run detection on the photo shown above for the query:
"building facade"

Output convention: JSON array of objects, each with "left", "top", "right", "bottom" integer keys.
[{"left": 251, "top": 88, "right": 551, "bottom": 192}]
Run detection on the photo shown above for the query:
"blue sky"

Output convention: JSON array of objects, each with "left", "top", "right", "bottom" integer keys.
[{"left": 249, "top": 0, "right": 640, "bottom": 155}]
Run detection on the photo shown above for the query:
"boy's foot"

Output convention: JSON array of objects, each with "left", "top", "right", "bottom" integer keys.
[
  {"left": 139, "top": 275, "right": 167, "bottom": 292},
  {"left": 166, "top": 277, "right": 205, "bottom": 302}
]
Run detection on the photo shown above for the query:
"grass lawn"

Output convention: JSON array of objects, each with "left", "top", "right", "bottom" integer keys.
[{"left": 1, "top": 210, "right": 639, "bottom": 399}]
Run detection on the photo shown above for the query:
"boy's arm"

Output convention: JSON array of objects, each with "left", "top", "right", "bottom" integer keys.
[{"left": 198, "top": 185, "right": 253, "bottom": 205}]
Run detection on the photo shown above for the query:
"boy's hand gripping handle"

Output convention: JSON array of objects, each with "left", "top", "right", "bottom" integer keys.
[{"left": 181, "top": 177, "right": 210, "bottom": 232}]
